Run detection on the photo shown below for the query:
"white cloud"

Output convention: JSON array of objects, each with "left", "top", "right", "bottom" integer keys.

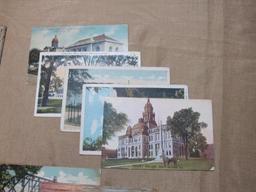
[
  {"left": 98, "top": 96, "right": 105, "bottom": 104},
  {"left": 30, "top": 29, "right": 53, "bottom": 49},
  {"left": 111, "top": 90, "right": 117, "bottom": 97},
  {"left": 157, "top": 76, "right": 164, "bottom": 80},
  {"left": 57, "top": 171, "right": 99, "bottom": 185},
  {"left": 30, "top": 27, "right": 81, "bottom": 50},
  {"left": 37, "top": 170, "right": 45, "bottom": 178},
  {"left": 100, "top": 115, "right": 103, "bottom": 126},
  {"left": 57, "top": 27, "right": 81, "bottom": 47},
  {"left": 88, "top": 89, "right": 97, "bottom": 104},
  {"left": 90, "top": 119, "right": 98, "bottom": 135}
]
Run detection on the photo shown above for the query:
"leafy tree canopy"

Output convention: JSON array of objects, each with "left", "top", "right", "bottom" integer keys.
[
  {"left": 103, "top": 102, "right": 128, "bottom": 145},
  {"left": 67, "top": 69, "right": 93, "bottom": 100},
  {"left": 0, "top": 164, "right": 41, "bottom": 189},
  {"left": 188, "top": 132, "right": 208, "bottom": 157},
  {"left": 83, "top": 137, "right": 103, "bottom": 151},
  {"left": 167, "top": 107, "right": 207, "bottom": 159}
]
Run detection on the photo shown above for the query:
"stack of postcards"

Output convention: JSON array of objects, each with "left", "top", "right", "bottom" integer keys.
[{"left": 2, "top": 24, "right": 215, "bottom": 191}]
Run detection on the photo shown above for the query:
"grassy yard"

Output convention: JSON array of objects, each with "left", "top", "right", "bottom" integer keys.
[
  {"left": 37, "top": 99, "right": 62, "bottom": 113},
  {"left": 103, "top": 158, "right": 214, "bottom": 171},
  {"left": 103, "top": 158, "right": 153, "bottom": 167}
]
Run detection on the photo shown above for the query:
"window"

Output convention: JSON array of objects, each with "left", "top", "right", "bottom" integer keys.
[
  {"left": 115, "top": 47, "right": 119, "bottom": 51},
  {"left": 131, "top": 146, "right": 134, "bottom": 157},
  {"left": 109, "top": 46, "right": 113, "bottom": 51},
  {"left": 96, "top": 46, "right": 100, "bottom": 51}
]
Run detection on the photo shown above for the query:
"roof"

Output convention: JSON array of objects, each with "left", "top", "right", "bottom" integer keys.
[{"left": 67, "top": 34, "right": 122, "bottom": 48}]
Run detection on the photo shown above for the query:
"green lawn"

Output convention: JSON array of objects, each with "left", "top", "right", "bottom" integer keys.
[
  {"left": 37, "top": 99, "right": 62, "bottom": 113},
  {"left": 103, "top": 158, "right": 153, "bottom": 167},
  {"left": 103, "top": 158, "right": 214, "bottom": 171}
]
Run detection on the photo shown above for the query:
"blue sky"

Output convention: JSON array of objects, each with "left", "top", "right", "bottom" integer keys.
[
  {"left": 81, "top": 85, "right": 186, "bottom": 150},
  {"left": 67, "top": 68, "right": 169, "bottom": 105},
  {"left": 83, "top": 87, "right": 115, "bottom": 141},
  {"left": 104, "top": 97, "right": 213, "bottom": 149},
  {"left": 37, "top": 166, "right": 100, "bottom": 185},
  {"left": 30, "top": 24, "right": 128, "bottom": 49},
  {"left": 87, "top": 68, "right": 169, "bottom": 82}
]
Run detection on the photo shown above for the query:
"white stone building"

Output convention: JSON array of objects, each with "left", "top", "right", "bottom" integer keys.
[
  {"left": 65, "top": 34, "right": 124, "bottom": 52},
  {"left": 117, "top": 99, "right": 185, "bottom": 159}
]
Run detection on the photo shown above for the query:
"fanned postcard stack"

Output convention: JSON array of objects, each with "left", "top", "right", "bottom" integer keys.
[{"left": 1, "top": 24, "right": 214, "bottom": 192}]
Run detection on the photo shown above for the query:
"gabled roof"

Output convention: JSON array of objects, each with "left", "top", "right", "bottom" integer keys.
[{"left": 67, "top": 34, "right": 122, "bottom": 48}]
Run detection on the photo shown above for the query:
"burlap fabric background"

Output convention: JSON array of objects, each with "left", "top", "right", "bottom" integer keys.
[{"left": 0, "top": 0, "right": 255, "bottom": 191}]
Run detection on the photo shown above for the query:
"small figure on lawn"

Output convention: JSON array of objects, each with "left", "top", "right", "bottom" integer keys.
[{"left": 162, "top": 153, "right": 179, "bottom": 168}]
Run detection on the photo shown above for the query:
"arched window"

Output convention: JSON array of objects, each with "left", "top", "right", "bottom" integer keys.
[
  {"left": 131, "top": 146, "right": 134, "bottom": 157},
  {"left": 115, "top": 47, "right": 119, "bottom": 51},
  {"left": 109, "top": 46, "right": 113, "bottom": 51}
]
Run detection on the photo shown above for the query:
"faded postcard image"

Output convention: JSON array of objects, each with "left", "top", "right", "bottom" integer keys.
[
  {"left": 80, "top": 84, "right": 188, "bottom": 155},
  {"left": 34, "top": 52, "right": 140, "bottom": 117},
  {"left": 28, "top": 24, "right": 128, "bottom": 75},
  {"left": 0, "top": 25, "right": 7, "bottom": 64},
  {"left": 0, "top": 164, "right": 100, "bottom": 192},
  {"left": 60, "top": 67, "right": 170, "bottom": 132},
  {"left": 102, "top": 97, "right": 214, "bottom": 171},
  {"left": 100, "top": 187, "right": 153, "bottom": 192},
  {"left": 41, "top": 185, "right": 152, "bottom": 192}
]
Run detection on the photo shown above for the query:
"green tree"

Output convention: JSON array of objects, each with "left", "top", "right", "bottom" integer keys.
[
  {"left": 103, "top": 102, "right": 128, "bottom": 145},
  {"left": 67, "top": 69, "right": 92, "bottom": 98},
  {"left": 188, "top": 132, "right": 208, "bottom": 157},
  {"left": 83, "top": 136, "right": 103, "bottom": 151},
  {"left": 167, "top": 108, "right": 207, "bottom": 160},
  {"left": 40, "top": 55, "right": 88, "bottom": 106},
  {"left": 0, "top": 164, "right": 41, "bottom": 190},
  {"left": 40, "top": 55, "right": 63, "bottom": 106},
  {"left": 49, "top": 73, "right": 63, "bottom": 93}
]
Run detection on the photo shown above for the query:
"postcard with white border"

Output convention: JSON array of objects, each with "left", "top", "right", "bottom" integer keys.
[
  {"left": 34, "top": 51, "right": 141, "bottom": 117},
  {"left": 61, "top": 67, "right": 170, "bottom": 133},
  {"left": 28, "top": 24, "right": 128, "bottom": 75},
  {"left": 102, "top": 97, "right": 214, "bottom": 171},
  {"left": 80, "top": 84, "right": 188, "bottom": 155},
  {"left": 0, "top": 164, "right": 100, "bottom": 191}
]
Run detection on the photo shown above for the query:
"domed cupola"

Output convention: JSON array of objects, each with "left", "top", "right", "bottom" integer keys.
[{"left": 51, "top": 35, "right": 59, "bottom": 49}]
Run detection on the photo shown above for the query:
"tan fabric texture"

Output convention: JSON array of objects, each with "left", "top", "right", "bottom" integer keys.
[{"left": 0, "top": 0, "right": 255, "bottom": 191}]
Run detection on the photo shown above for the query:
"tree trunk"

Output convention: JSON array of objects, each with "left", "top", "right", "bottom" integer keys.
[
  {"left": 184, "top": 135, "right": 189, "bottom": 160},
  {"left": 42, "top": 61, "right": 54, "bottom": 106}
]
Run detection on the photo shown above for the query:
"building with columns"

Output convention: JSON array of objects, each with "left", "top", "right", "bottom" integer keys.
[
  {"left": 65, "top": 34, "right": 124, "bottom": 52},
  {"left": 117, "top": 99, "right": 185, "bottom": 159}
]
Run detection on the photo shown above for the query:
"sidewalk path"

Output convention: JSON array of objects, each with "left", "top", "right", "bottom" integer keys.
[{"left": 105, "top": 160, "right": 161, "bottom": 168}]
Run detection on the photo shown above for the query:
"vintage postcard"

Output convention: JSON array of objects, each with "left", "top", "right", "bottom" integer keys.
[
  {"left": 41, "top": 185, "right": 152, "bottom": 192},
  {"left": 28, "top": 24, "right": 128, "bottom": 75},
  {"left": 34, "top": 52, "right": 141, "bottom": 117},
  {"left": 100, "top": 187, "right": 153, "bottom": 192},
  {"left": 60, "top": 67, "right": 170, "bottom": 132},
  {"left": 0, "top": 164, "right": 100, "bottom": 192},
  {"left": 80, "top": 84, "right": 188, "bottom": 155},
  {"left": 0, "top": 25, "right": 7, "bottom": 64},
  {"left": 102, "top": 97, "right": 214, "bottom": 171}
]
